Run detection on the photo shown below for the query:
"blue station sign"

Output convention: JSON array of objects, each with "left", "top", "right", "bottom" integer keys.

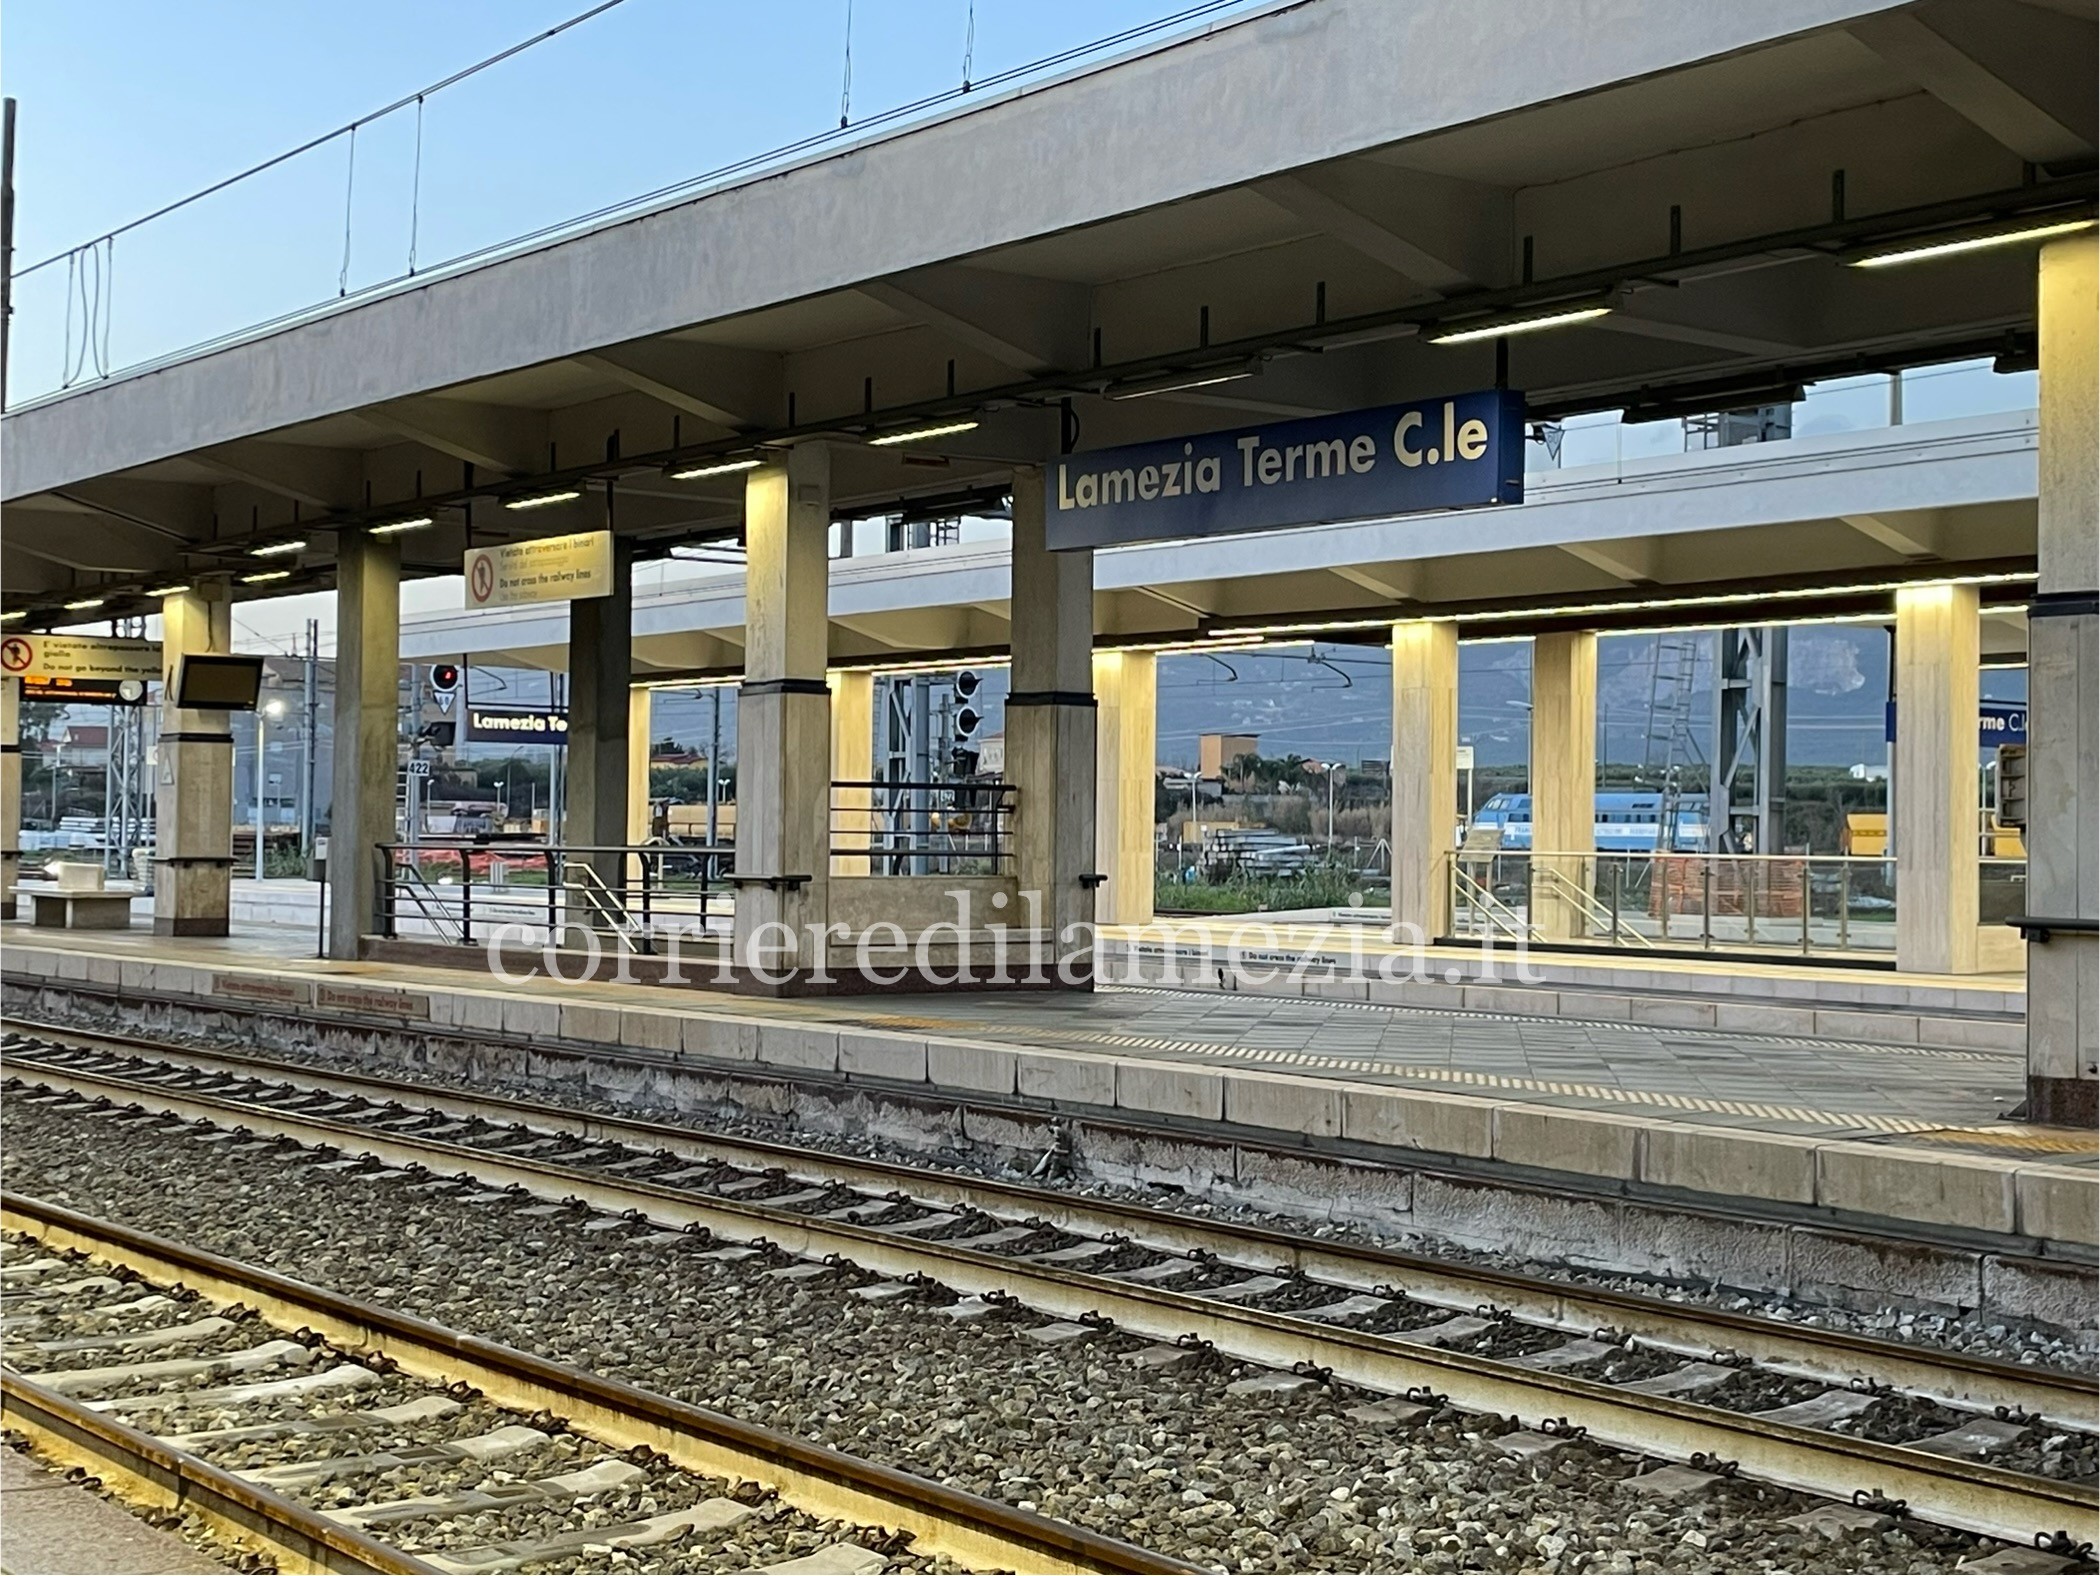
[
  {"left": 1884, "top": 699, "right": 2028, "bottom": 746},
  {"left": 1043, "top": 389, "right": 1526, "bottom": 551}
]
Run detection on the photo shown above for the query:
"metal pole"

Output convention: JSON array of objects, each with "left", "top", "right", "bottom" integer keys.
[
  {"left": 1189, "top": 771, "right": 1199, "bottom": 878},
  {"left": 300, "top": 618, "right": 318, "bottom": 859},
  {"left": 1, "top": 97, "right": 16, "bottom": 413},
  {"left": 910, "top": 673, "right": 931, "bottom": 875},
  {"left": 1800, "top": 859, "right": 1813, "bottom": 956},
  {"left": 254, "top": 707, "right": 267, "bottom": 881},
  {"left": 548, "top": 673, "right": 566, "bottom": 838},
  {"left": 706, "top": 686, "right": 721, "bottom": 844},
  {"left": 102, "top": 702, "right": 116, "bottom": 876}
]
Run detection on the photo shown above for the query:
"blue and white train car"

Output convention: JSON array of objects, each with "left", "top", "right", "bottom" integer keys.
[{"left": 1471, "top": 792, "right": 1709, "bottom": 853}]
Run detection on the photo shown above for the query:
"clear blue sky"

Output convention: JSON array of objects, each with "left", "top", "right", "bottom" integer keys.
[{"left": 2, "top": 0, "right": 1253, "bottom": 402}]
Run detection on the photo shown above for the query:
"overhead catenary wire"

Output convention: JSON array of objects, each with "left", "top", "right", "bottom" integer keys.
[
  {"left": 14, "top": 0, "right": 1255, "bottom": 396},
  {"left": 408, "top": 96, "right": 425, "bottom": 275},
  {"left": 840, "top": 0, "right": 855, "bottom": 129},
  {"left": 338, "top": 126, "right": 357, "bottom": 297},
  {"left": 10, "top": 0, "right": 634, "bottom": 283}
]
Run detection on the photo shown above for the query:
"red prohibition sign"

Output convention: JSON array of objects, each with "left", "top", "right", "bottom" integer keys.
[
  {"left": 470, "top": 554, "right": 496, "bottom": 604},
  {"left": 0, "top": 637, "right": 33, "bottom": 674}
]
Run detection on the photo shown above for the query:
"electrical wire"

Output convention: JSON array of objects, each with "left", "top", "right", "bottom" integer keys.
[
  {"left": 840, "top": 0, "right": 855, "bottom": 128},
  {"left": 18, "top": 0, "right": 1255, "bottom": 389},
  {"left": 408, "top": 96, "right": 425, "bottom": 275},
  {"left": 97, "top": 239, "right": 113, "bottom": 376},
  {"left": 338, "top": 126, "right": 357, "bottom": 297},
  {"left": 11, "top": 0, "right": 635, "bottom": 282},
  {"left": 962, "top": 0, "right": 976, "bottom": 90}
]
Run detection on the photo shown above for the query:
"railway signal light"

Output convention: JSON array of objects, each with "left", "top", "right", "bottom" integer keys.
[
  {"left": 952, "top": 669, "right": 981, "bottom": 778},
  {"left": 1997, "top": 744, "right": 2027, "bottom": 829}
]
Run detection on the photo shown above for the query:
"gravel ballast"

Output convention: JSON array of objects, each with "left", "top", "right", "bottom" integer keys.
[
  {"left": 11, "top": 1005, "right": 2091, "bottom": 1379},
  {"left": 2, "top": 1094, "right": 2045, "bottom": 1575}
]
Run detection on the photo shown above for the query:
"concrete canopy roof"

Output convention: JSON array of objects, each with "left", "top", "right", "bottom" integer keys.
[
  {"left": 3, "top": 0, "right": 2092, "bottom": 621},
  {"left": 398, "top": 410, "right": 2041, "bottom": 676}
]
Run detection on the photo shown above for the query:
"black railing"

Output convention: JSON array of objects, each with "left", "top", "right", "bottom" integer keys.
[
  {"left": 375, "top": 840, "right": 734, "bottom": 952},
  {"left": 831, "top": 779, "right": 1016, "bottom": 876}
]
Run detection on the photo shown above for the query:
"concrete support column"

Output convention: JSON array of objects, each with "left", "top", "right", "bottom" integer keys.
[
  {"left": 733, "top": 444, "right": 832, "bottom": 980},
  {"left": 0, "top": 672, "right": 19, "bottom": 920},
  {"left": 1893, "top": 582, "right": 1981, "bottom": 975},
  {"left": 2028, "top": 232, "right": 2099, "bottom": 1123},
  {"left": 828, "top": 669, "right": 874, "bottom": 877},
  {"left": 1008, "top": 467, "right": 1098, "bottom": 973},
  {"left": 1391, "top": 619, "right": 1458, "bottom": 942},
  {"left": 1531, "top": 631, "right": 1598, "bottom": 940},
  {"left": 1, "top": 676, "right": 20, "bottom": 920},
  {"left": 626, "top": 686, "right": 652, "bottom": 844},
  {"left": 564, "top": 536, "right": 634, "bottom": 902},
  {"left": 327, "top": 538, "right": 400, "bottom": 959},
  {"left": 155, "top": 583, "right": 236, "bottom": 938},
  {"left": 625, "top": 684, "right": 652, "bottom": 900},
  {"left": 1093, "top": 648, "right": 1157, "bottom": 928}
]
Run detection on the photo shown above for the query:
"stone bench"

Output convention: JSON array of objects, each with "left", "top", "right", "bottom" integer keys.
[{"left": 20, "top": 882, "right": 139, "bottom": 930}]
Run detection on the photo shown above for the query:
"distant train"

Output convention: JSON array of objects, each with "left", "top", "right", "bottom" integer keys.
[{"left": 1470, "top": 791, "right": 1710, "bottom": 853}]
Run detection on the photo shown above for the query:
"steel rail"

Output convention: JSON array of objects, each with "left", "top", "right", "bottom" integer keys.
[
  {"left": 4, "top": 1015, "right": 2090, "bottom": 1422},
  {"left": 1, "top": 1192, "right": 1194, "bottom": 1576},
  {"left": 0, "top": 1368, "right": 435, "bottom": 1574},
  {"left": 5, "top": 1050, "right": 2093, "bottom": 1546}
]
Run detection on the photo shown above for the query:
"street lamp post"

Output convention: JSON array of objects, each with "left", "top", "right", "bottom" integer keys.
[{"left": 255, "top": 698, "right": 285, "bottom": 881}]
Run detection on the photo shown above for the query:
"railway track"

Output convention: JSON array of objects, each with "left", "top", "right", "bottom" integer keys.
[
  {"left": 4, "top": 1017, "right": 2096, "bottom": 1555},
  {"left": 1, "top": 1201, "right": 1190, "bottom": 1575}
]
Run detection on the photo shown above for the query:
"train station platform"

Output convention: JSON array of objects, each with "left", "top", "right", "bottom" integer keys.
[
  {"left": 1, "top": 1445, "right": 227, "bottom": 1575},
  {"left": 79, "top": 882, "right": 2033, "bottom": 1055},
  {"left": 4, "top": 917, "right": 2087, "bottom": 1268}
]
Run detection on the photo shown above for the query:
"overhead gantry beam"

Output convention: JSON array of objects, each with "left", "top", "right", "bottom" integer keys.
[
  {"left": 860, "top": 264, "right": 1092, "bottom": 376},
  {"left": 572, "top": 341, "right": 785, "bottom": 431},
  {"left": 1255, "top": 161, "right": 1510, "bottom": 296},
  {"left": 1328, "top": 562, "right": 1424, "bottom": 603},
  {"left": 361, "top": 397, "right": 547, "bottom": 477},
  {"left": 1840, "top": 510, "right": 1943, "bottom": 559},
  {"left": 831, "top": 609, "right": 974, "bottom": 651},
  {"left": 1850, "top": 4, "right": 2095, "bottom": 167},
  {"left": 192, "top": 440, "right": 364, "bottom": 511},
  {"left": 1598, "top": 299, "right": 1806, "bottom": 359},
  {"left": 46, "top": 478, "right": 214, "bottom": 544},
  {"left": 1561, "top": 538, "right": 1664, "bottom": 585},
  {"left": 0, "top": 502, "right": 186, "bottom": 576}
]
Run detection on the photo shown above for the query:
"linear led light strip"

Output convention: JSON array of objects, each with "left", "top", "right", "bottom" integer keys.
[
  {"left": 1849, "top": 216, "right": 2095, "bottom": 269},
  {"left": 867, "top": 420, "right": 980, "bottom": 447},
  {"left": 668, "top": 457, "right": 764, "bottom": 480},
  {"left": 503, "top": 487, "right": 583, "bottom": 511},
  {"left": 1153, "top": 570, "right": 2041, "bottom": 645}
]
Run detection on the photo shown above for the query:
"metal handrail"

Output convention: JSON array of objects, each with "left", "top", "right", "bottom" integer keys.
[
  {"left": 835, "top": 779, "right": 1016, "bottom": 875},
  {"left": 1440, "top": 847, "right": 1939, "bottom": 959},
  {"left": 559, "top": 860, "right": 646, "bottom": 953},
  {"left": 1449, "top": 856, "right": 1537, "bottom": 943},
  {"left": 1529, "top": 858, "right": 1658, "bottom": 949},
  {"left": 376, "top": 840, "right": 733, "bottom": 953},
  {"left": 386, "top": 861, "right": 464, "bottom": 945}
]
